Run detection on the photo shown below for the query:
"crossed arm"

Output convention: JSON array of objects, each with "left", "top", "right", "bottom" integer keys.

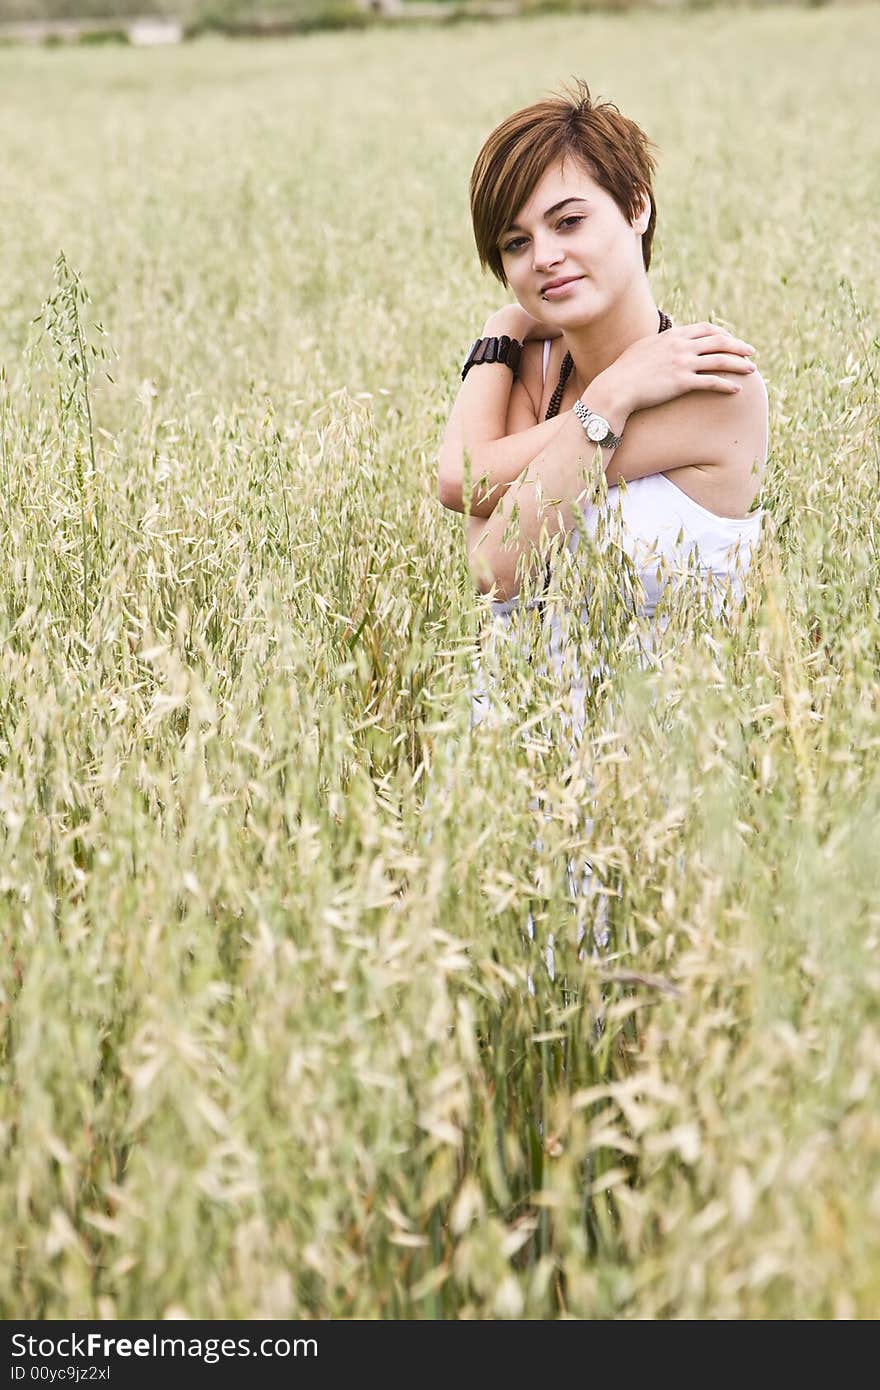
[
  {"left": 438, "top": 351, "right": 574, "bottom": 518},
  {"left": 438, "top": 330, "right": 767, "bottom": 603}
]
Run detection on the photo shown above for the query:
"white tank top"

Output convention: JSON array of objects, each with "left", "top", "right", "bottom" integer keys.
[{"left": 473, "top": 338, "right": 766, "bottom": 738}]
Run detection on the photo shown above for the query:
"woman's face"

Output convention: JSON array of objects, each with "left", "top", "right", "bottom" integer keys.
[{"left": 498, "top": 157, "right": 648, "bottom": 325}]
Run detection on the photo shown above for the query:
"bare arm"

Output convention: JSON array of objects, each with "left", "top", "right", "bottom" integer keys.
[
  {"left": 438, "top": 306, "right": 566, "bottom": 517},
  {"left": 438, "top": 370, "right": 571, "bottom": 516},
  {"left": 468, "top": 350, "right": 767, "bottom": 602},
  {"left": 440, "top": 319, "right": 758, "bottom": 524}
]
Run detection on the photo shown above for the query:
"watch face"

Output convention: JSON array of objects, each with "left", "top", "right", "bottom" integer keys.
[{"left": 586, "top": 415, "right": 609, "bottom": 443}]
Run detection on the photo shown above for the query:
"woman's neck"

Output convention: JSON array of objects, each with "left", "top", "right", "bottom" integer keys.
[{"left": 563, "top": 279, "right": 660, "bottom": 390}]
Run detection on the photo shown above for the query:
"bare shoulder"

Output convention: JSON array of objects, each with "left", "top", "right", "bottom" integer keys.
[
  {"left": 610, "top": 364, "right": 768, "bottom": 515},
  {"left": 664, "top": 367, "right": 768, "bottom": 515},
  {"left": 699, "top": 364, "right": 768, "bottom": 469},
  {"left": 630, "top": 363, "right": 768, "bottom": 465},
  {"left": 706, "top": 363, "right": 768, "bottom": 437}
]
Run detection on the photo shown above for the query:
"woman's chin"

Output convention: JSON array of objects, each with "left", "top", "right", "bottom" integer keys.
[
  {"left": 524, "top": 291, "right": 596, "bottom": 332},
  {"left": 540, "top": 301, "right": 593, "bottom": 328}
]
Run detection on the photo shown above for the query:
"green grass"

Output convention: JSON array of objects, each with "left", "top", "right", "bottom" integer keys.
[{"left": 1, "top": 7, "right": 879, "bottom": 1318}]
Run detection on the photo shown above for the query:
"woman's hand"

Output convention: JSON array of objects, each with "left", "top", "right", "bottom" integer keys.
[
  {"left": 481, "top": 304, "right": 563, "bottom": 342},
  {"left": 595, "top": 322, "right": 757, "bottom": 417}
]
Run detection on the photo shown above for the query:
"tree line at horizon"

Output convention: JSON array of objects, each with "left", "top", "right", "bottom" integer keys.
[{"left": 0, "top": 0, "right": 852, "bottom": 29}]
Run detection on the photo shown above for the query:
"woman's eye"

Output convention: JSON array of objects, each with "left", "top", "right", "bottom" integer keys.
[
  {"left": 500, "top": 215, "right": 583, "bottom": 254},
  {"left": 502, "top": 217, "right": 583, "bottom": 253}
]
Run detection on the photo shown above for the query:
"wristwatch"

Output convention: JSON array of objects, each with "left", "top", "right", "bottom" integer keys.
[
  {"left": 461, "top": 334, "right": 523, "bottom": 381},
  {"left": 572, "top": 399, "right": 623, "bottom": 449}
]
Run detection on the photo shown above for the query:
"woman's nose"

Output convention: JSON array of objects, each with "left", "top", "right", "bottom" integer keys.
[{"left": 532, "top": 237, "right": 563, "bottom": 273}]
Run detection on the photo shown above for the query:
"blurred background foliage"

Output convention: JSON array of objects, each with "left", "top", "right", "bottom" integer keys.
[
  {"left": 1, "top": 0, "right": 362, "bottom": 28},
  {"left": 0, "top": 0, "right": 856, "bottom": 34}
]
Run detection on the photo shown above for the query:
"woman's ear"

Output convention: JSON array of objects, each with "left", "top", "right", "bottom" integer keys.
[{"left": 633, "top": 193, "right": 651, "bottom": 235}]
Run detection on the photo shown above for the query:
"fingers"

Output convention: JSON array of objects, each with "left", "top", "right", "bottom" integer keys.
[
  {"left": 683, "top": 323, "right": 756, "bottom": 355},
  {"left": 682, "top": 321, "right": 723, "bottom": 339},
  {"left": 690, "top": 374, "right": 744, "bottom": 393},
  {"left": 700, "top": 335, "right": 755, "bottom": 357},
  {"left": 694, "top": 352, "right": 757, "bottom": 374}
]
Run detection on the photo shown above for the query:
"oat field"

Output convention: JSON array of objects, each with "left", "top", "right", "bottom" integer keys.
[{"left": 1, "top": 6, "right": 879, "bottom": 1318}]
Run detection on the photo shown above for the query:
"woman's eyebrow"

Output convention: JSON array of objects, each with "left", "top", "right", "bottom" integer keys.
[{"left": 503, "top": 197, "right": 589, "bottom": 234}]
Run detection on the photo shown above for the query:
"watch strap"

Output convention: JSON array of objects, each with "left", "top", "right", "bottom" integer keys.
[{"left": 573, "top": 399, "right": 623, "bottom": 449}]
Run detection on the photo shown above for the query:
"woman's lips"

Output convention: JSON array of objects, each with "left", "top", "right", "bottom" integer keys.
[{"left": 541, "top": 277, "right": 583, "bottom": 300}]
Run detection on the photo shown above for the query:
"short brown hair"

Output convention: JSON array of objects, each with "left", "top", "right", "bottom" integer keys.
[{"left": 470, "top": 79, "right": 658, "bottom": 284}]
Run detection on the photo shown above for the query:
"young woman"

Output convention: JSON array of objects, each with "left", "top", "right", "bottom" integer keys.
[
  {"left": 437, "top": 83, "right": 768, "bottom": 984},
  {"left": 439, "top": 82, "right": 767, "bottom": 667}
]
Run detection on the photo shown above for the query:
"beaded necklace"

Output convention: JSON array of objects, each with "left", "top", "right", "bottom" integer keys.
[{"left": 543, "top": 308, "right": 672, "bottom": 422}]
